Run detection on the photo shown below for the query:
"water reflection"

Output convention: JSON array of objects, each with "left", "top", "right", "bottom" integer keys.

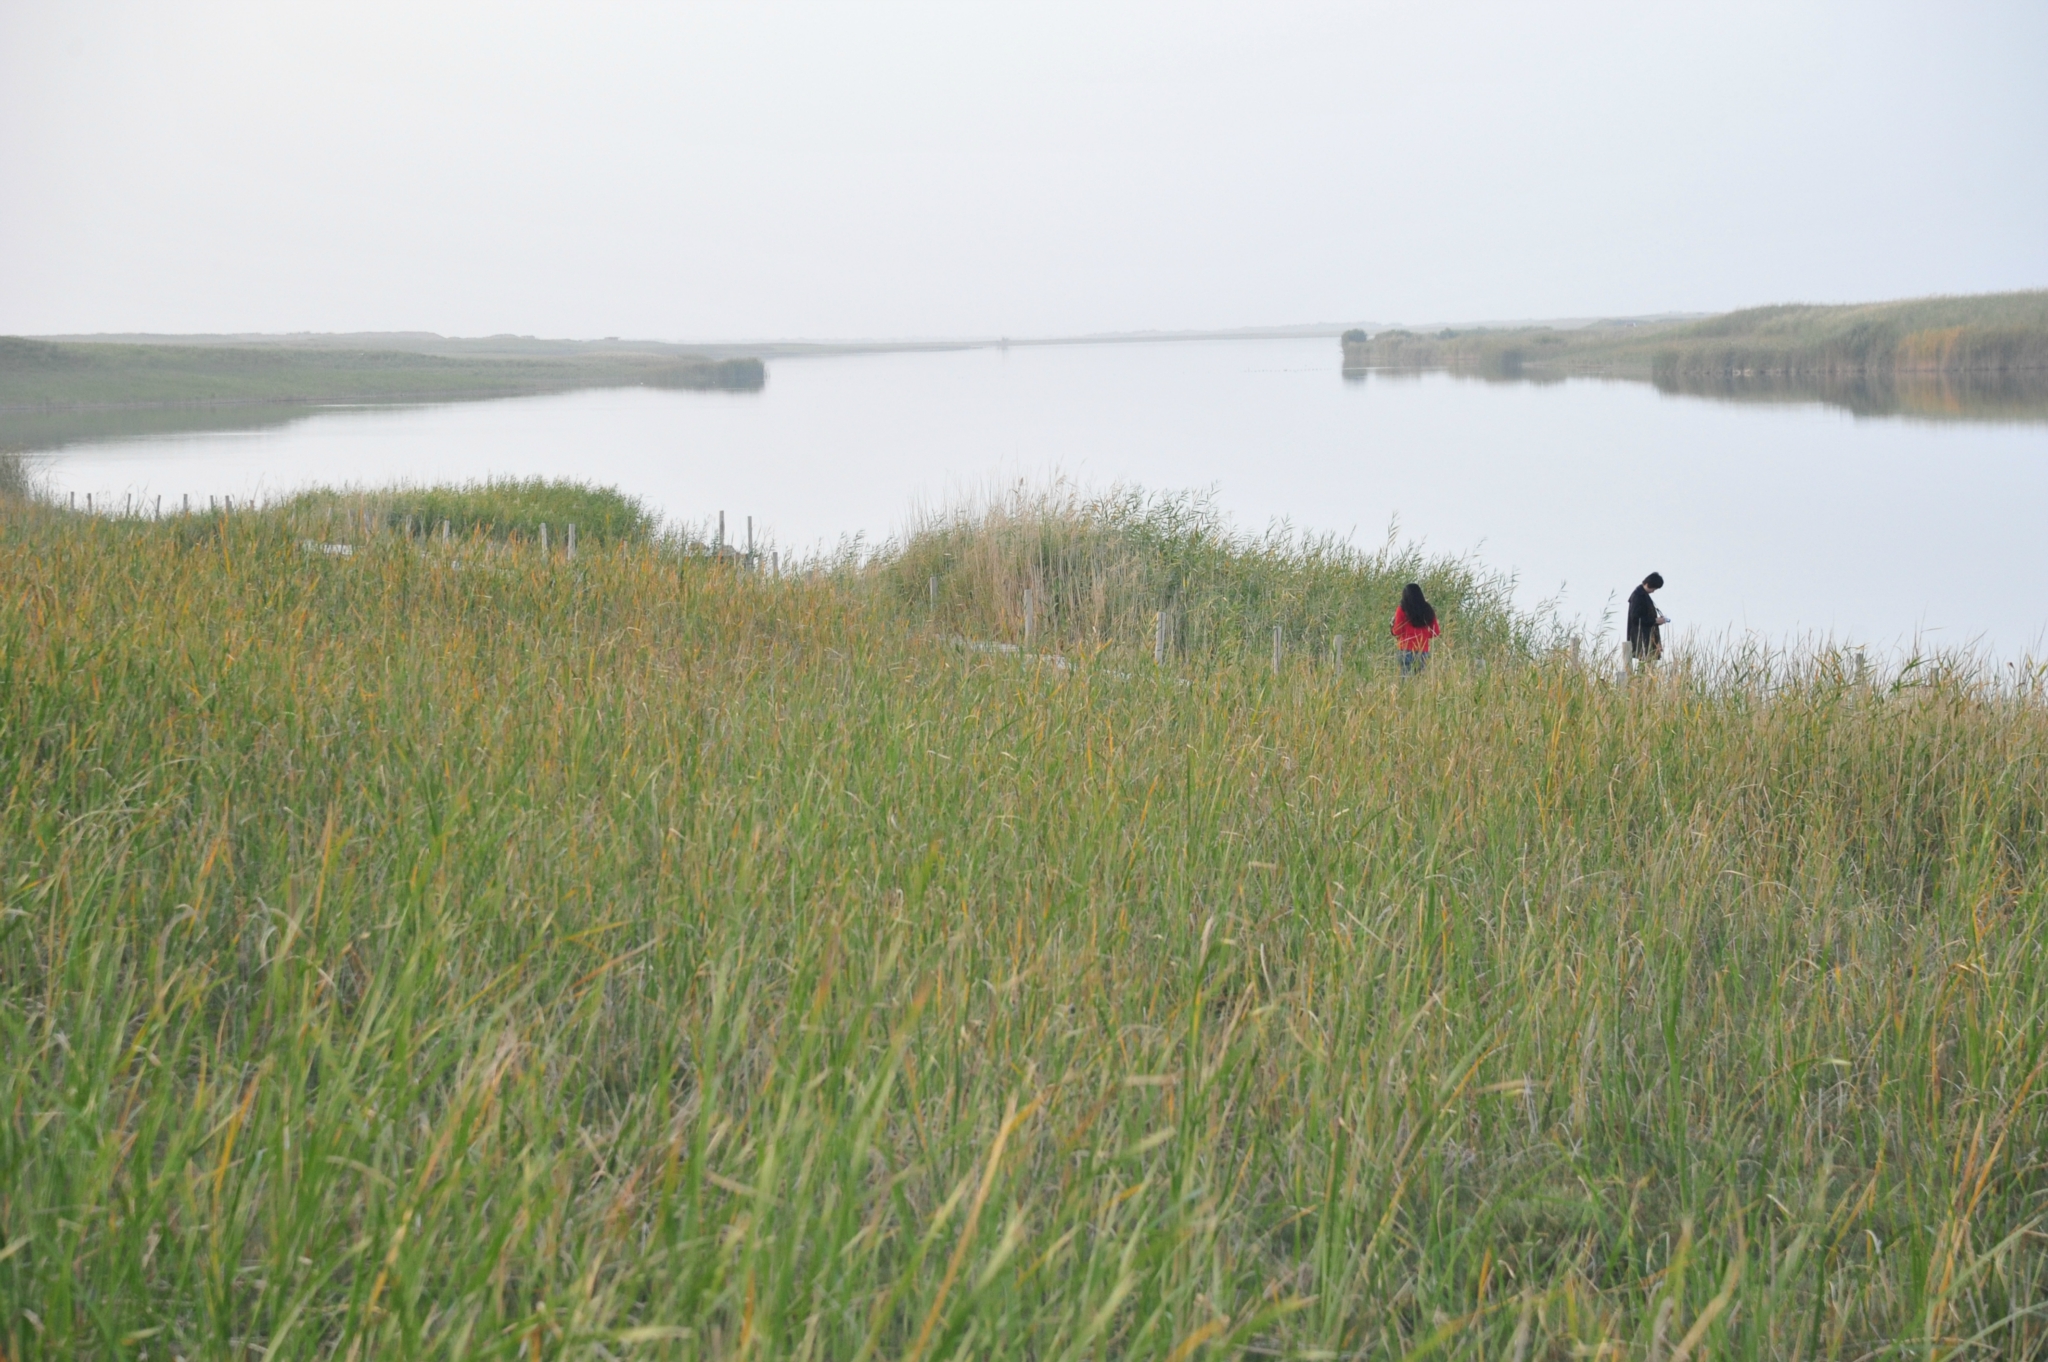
[
  {"left": 1650, "top": 369, "right": 2048, "bottom": 423},
  {"left": 1342, "top": 360, "right": 2048, "bottom": 423},
  {"left": 10, "top": 349, "right": 2044, "bottom": 461},
  {"left": 0, "top": 362, "right": 763, "bottom": 456},
  {"left": 20, "top": 338, "right": 2048, "bottom": 655},
  {"left": 0, "top": 400, "right": 399, "bottom": 456}
]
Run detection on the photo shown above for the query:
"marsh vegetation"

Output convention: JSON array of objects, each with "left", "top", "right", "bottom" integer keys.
[
  {"left": 0, "top": 337, "right": 764, "bottom": 412},
  {"left": 3, "top": 479, "right": 2047, "bottom": 1358},
  {"left": 1343, "top": 290, "right": 2048, "bottom": 420}
]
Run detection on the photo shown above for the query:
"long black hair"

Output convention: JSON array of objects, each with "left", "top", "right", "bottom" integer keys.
[{"left": 1399, "top": 582, "right": 1436, "bottom": 629}]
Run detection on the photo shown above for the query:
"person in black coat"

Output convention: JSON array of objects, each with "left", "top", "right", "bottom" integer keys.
[{"left": 1626, "top": 572, "right": 1667, "bottom": 664}]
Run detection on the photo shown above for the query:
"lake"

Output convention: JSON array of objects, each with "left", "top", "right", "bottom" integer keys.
[{"left": 21, "top": 337, "right": 2048, "bottom": 660}]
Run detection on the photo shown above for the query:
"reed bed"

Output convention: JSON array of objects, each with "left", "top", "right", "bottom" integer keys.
[
  {"left": 3, "top": 491, "right": 2046, "bottom": 1359},
  {"left": 279, "top": 480, "right": 658, "bottom": 546},
  {"left": 880, "top": 483, "right": 1548, "bottom": 664},
  {"left": 1341, "top": 290, "right": 2048, "bottom": 396}
]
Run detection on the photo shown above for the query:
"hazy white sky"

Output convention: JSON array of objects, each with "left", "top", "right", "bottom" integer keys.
[{"left": 3, "top": 1, "right": 2043, "bottom": 341}]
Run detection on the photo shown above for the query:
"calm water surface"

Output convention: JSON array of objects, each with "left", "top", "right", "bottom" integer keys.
[{"left": 32, "top": 338, "right": 2048, "bottom": 658}]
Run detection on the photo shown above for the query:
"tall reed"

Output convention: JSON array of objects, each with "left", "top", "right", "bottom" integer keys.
[
  {"left": 2, "top": 490, "right": 2045, "bottom": 1359},
  {"left": 874, "top": 482, "right": 1547, "bottom": 664}
]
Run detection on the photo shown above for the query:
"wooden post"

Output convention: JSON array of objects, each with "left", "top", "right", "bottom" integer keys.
[
  {"left": 155, "top": 495, "right": 161, "bottom": 518},
  {"left": 183, "top": 494, "right": 188, "bottom": 514},
  {"left": 1024, "top": 588, "right": 1034, "bottom": 648},
  {"left": 1333, "top": 633, "right": 1343, "bottom": 667},
  {"left": 747, "top": 516, "right": 753, "bottom": 559},
  {"left": 540, "top": 522, "right": 549, "bottom": 554},
  {"left": 930, "top": 576, "right": 938, "bottom": 614},
  {"left": 87, "top": 493, "right": 93, "bottom": 514},
  {"left": 567, "top": 523, "right": 576, "bottom": 559},
  {"left": 717, "top": 511, "right": 725, "bottom": 554},
  {"left": 442, "top": 519, "right": 450, "bottom": 544},
  {"left": 1155, "top": 610, "right": 1167, "bottom": 664},
  {"left": 1273, "top": 624, "right": 1282, "bottom": 675}
]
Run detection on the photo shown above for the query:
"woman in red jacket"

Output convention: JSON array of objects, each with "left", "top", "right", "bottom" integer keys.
[{"left": 1390, "top": 582, "right": 1441, "bottom": 676}]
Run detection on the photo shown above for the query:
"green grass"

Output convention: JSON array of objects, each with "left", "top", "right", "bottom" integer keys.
[
  {"left": 0, "top": 337, "right": 765, "bottom": 410},
  {"left": 4, "top": 483, "right": 2048, "bottom": 1359},
  {"left": 280, "top": 479, "right": 659, "bottom": 547},
  {"left": 0, "top": 453, "right": 34, "bottom": 503}
]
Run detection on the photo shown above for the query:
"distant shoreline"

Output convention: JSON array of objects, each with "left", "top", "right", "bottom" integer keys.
[
  {"left": 1, "top": 390, "right": 602, "bottom": 415},
  {"left": 0, "top": 336, "right": 764, "bottom": 413},
  {"left": 19, "top": 312, "right": 1707, "bottom": 369},
  {"left": 11, "top": 290, "right": 2045, "bottom": 416},
  {"left": 1339, "top": 289, "right": 2048, "bottom": 383}
]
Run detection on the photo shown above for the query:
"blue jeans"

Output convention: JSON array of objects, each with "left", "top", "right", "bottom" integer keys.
[{"left": 1399, "top": 650, "right": 1428, "bottom": 676}]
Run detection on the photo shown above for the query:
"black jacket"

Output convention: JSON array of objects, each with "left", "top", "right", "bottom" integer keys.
[{"left": 1626, "top": 585, "right": 1661, "bottom": 657}]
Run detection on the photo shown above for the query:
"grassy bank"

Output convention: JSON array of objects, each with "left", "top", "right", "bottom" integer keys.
[
  {"left": 0, "top": 337, "right": 764, "bottom": 411},
  {"left": 4, "top": 484, "right": 2048, "bottom": 1359},
  {"left": 1342, "top": 290, "right": 2048, "bottom": 396}
]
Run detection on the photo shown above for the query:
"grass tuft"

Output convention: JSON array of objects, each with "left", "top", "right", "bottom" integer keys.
[{"left": 280, "top": 477, "right": 658, "bottom": 544}]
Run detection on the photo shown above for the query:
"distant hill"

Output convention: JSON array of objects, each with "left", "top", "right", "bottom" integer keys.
[{"left": 0, "top": 336, "right": 764, "bottom": 410}]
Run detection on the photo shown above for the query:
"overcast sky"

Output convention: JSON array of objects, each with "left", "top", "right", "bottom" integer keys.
[{"left": 3, "top": 1, "right": 2043, "bottom": 341}]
